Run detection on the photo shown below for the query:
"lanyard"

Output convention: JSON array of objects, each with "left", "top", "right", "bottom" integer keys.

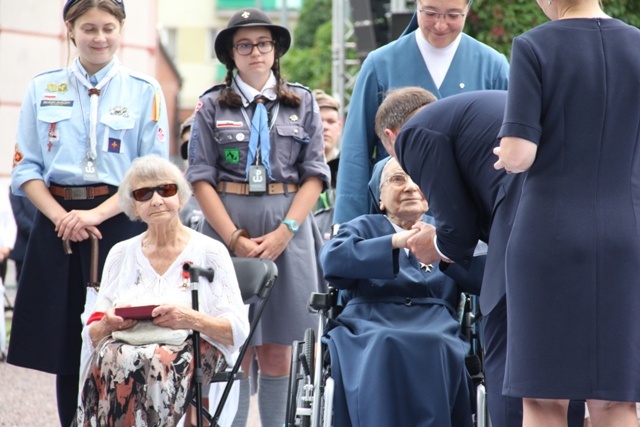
[{"left": 71, "top": 59, "right": 120, "bottom": 161}]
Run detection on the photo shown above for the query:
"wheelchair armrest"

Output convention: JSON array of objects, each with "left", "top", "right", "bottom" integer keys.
[
  {"left": 308, "top": 286, "right": 341, "bottom": 313},
  {"left": 308, "top": 292, "right": 332, "bottom": 312}
]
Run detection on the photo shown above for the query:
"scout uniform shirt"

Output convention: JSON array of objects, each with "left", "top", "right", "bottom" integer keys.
[{"left": 12, "top": 57, "right": 169, "bottom": 194}]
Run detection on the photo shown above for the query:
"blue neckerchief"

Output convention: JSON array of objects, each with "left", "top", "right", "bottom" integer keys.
[{"left": 246, "top": 96, "right": 273, "bottom": 180}]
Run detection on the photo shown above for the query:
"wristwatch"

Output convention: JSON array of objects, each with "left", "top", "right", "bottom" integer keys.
[{"left": 282, "top": 219, "right": 300, "bottom": 234}]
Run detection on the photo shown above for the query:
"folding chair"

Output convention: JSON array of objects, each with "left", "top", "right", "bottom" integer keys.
[{"left": 189, "top": 257, "right": 278, "bottom": 427}]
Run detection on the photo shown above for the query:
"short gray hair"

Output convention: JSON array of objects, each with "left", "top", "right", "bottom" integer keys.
[
  {"left": 375, "top": 87, "right": 437, "bottom": 145},
  {"left": 118, "top": 155, "right": 192, "bottom": 221}
]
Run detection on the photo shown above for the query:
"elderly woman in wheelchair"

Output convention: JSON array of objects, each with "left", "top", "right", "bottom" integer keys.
[
  {"left": 319, "top": 157, "right": 475, "bottom": 427},
  {"left": 73, "top": 156, "right": 249, "bottom": 426}
]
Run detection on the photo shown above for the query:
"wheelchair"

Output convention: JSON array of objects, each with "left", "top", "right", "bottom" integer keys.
[{"left": 285, "top": 287, "right": 491, "bottom": 427}]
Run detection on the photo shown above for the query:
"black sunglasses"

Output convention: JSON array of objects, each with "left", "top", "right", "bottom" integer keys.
[{"left": 132, "top": 184, "right": 178, "bottom": 202}]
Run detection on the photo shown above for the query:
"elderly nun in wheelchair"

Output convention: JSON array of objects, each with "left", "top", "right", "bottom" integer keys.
[
  {"left": 73, "top": 155, "right": 249, "bottom": 426},
  {"left": 319, "top": 156, "right": 474, "bottom": 427}
]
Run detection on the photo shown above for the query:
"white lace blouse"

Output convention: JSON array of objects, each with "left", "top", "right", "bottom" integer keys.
[{"left": 81, "top": 228, "right": 249, "bottom": 364}]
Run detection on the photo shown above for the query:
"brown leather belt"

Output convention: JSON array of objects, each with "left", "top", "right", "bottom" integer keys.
[
  {"left": 217, "top": 181, "right": 298, "bottom": 196},
  {"left": 49, "top": 184, "right": 110, "bottom": 200}
]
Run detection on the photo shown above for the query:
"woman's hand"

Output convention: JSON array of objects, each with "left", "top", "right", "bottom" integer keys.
[
  {"left": 246, "top": 226, "right": 293, "bottom": 261},
  {"left": 232, "top": 235, "right": 260, "bottom": 257},
  {"left": 152, "top": 305, "right": 199, "bottom": 330},
  {"left": 493, "top": 137, "right": 537, "bottom": 174},
  {"left": 153, "top": 305, "right": 234, "bottom": 345},
  {"left": 56, "top": 209, "right": 103, "bottom": 241},
  {"left": 102, "top": 307, "right": 138, "bottom": 332},
  {"left": 89, "top": 307, "right": 138, "bottom": 347}
]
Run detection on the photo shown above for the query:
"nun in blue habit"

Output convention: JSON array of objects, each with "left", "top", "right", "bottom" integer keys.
[{"left": 319, "top": 157, "right": 473, "bottom": 427}]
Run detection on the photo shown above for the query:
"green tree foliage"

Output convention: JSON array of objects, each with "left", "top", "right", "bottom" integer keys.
[
  {"left": 284, "top": 0, "right": 640, "bottom": 91},
  {"left": 292, "top": 0, "right": 332, "bottom": 49},
  {"left": 282, "top": 19, "right": 333, "bottom": 91},
  {"left": 465, "top": 0, "right": 547, "bottom": 58},
  {"left": 605, "top": 0, "right": 640, "bottom": 28},
  {"left": 466, "top": 0, "right": 640, "bottom": 58}
]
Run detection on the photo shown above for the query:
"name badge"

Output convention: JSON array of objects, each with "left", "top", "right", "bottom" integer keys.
[{"left": 249, "top": 165, "right": 267, "bottom": 194}]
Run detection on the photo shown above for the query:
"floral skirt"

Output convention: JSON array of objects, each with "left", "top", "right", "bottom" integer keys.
[{"left": 73, "top": 337, "right": 226, "bottom": 427}]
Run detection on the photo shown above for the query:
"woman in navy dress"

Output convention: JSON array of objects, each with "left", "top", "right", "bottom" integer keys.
[
  {"left": 494, "top": 0, "right": 640, "bottom": 425},
  {"left": 320, "top": 157, "right": 472, "bottom": 427}
]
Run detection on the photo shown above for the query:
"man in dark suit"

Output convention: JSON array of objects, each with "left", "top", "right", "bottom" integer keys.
[
  {"left": 394, "top": 90, "right": 523, "bottom": 427},
  {"left": 9, "top": 191, "right": 37, "bottom": 282},
  {"left": 394, "top": 90, "right": 585, "bottom": 427}
]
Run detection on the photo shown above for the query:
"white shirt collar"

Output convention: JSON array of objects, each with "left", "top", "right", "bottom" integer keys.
[
  {"left": 233, "top": 72, "right": 278, "bottom": 107},
  {"left": 75, "top": 56, "right": 119, "bottom": 84}
]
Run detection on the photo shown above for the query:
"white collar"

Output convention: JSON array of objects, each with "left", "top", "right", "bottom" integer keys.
[
  {"left": 75, "top": 57, "right": 119, "bottom": 83},
  {"left": 415, "top": 30, "right": 462, "bottom": 53},
  {"left": 233, "top": 72, "right": 278, "bottom": 107}
]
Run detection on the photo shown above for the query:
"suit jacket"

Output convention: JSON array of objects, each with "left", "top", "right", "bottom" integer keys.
[
  {"left": 333, "top": 31, "right": 510, "bottom": 224},
  {"left": 9, "top": 192, "right": 36, "bottom": 263},
  {"left": 395, "top": 90, "right": 524, "bottom": 314}
]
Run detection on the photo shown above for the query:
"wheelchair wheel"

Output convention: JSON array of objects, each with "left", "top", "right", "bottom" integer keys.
[
  {"left": 285, "top": 328, "right": 316, "bottom": 427},
  {"left": 303, "top": 328, "right": 315, "bottom": 378},
  {"left": 314, "top": 345, "right": 333, "bottom": 427}
]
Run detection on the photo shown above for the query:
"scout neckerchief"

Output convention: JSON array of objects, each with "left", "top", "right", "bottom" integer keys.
[
  {"left": 248, "top": 96, "right": 271, "bottom": 180},
  {"left": 71, "top": 58, "right": 120, "bottom": 175},
  {"left": 233, "top": 74, "right": 278, "bottom": 181}
]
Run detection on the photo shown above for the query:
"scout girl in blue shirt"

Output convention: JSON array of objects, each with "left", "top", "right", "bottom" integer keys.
[{"left": 7, "top": 1, "right": 168, "bottom": 425}]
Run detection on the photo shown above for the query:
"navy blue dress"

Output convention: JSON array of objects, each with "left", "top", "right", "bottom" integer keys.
[
  {"left": 499, "top": 18, "right": 640, "bottom": 401},
  {"left": 320, "top": 215, "right": 472, "bottom": 427}
]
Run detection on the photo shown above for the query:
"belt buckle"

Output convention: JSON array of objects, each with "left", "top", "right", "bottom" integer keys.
[{"left": 70, "top": 187, "right": 87, "bottom": 200}]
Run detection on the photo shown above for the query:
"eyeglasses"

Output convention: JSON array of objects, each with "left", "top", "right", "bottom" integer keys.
[
  {"left": 418, "top": 9, "right": 467, "bottom": 23},
  {"left": 383, "top": 174, "right": 413, "bottom": 188},
  {"left": 234, "top": 41, "right": 276, "bottom": 56},
  {"left": 132, "top": 184, "right": 178, "bottom": 202}
]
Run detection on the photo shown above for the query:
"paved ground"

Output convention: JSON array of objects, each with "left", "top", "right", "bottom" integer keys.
[
  {"left": 1, "top": 259, "right": 59, "bottom": 426},
  {"left": 0, "top": 360, "right": 58, "bottom": 427},
  {"left": 1, "top": 260, "right": 261, "bottom": 426}
]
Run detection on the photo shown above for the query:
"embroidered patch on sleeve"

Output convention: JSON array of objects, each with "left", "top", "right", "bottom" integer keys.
[
  {"left": 224, "top": 147, "right": 240, "bottom": 164},
  {"left": 13, "top": 144, "right": 23, "bottom": 168},
  {"left": 151, "top": 91, "right": 160, "bottom": 122}
]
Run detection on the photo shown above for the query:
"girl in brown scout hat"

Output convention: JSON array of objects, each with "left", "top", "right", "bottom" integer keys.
[{"left": 185, "top": 8, "right": 330, "bottom": 427}]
